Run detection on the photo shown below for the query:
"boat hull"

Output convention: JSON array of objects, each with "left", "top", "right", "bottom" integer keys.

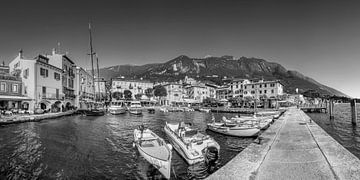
[
  {"left": 135, "top": 143, "right": 171, "bottom": 179},
  {"left": 164, "top": 126, "right": 204, "bottom": 165},
  {"left": 109, "top": 108, "right": 126, "bottom": 115},
  {"left": 207, "top": 123, "right": 260, "bottom": 137},
  {"left": 84, "top": 109, "right": 105, "bottom": 116},
  {"left": 134, "top": 129, "right": 171, "bottom": 179},
  {"left": 129, "top": 109, "right": 142, "bottom": 115}
]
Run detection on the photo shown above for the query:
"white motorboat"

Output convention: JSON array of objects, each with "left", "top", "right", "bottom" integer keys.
[
  {"left": 228, "top": 115, "right": 273, "bottom": 130},
  {"left": 159, "top": 106, "right": 169, "bottom": 113},
  {"left": 129, "top": 101, "right": 143, "bottom": 115},
  {"left": 207, "top": 122, "right": 260, "bottom": 137},
  {"left": 164, "top": 122, "right": 220, "bottom": 165},
  {"left": 256, "top": 111, "right": 280, "bottom": 117},
  {"left": 109, "top": 101, "right": 126, "bottom": 115},
  {"left": 183, "top": 107, "right": 195, "bottom": 112},
  {"left": 199, "top": 108, "right": 211, "bottom": 113},
  {"left": 134, "top": 126, "right": 172, "bottom": 179}
]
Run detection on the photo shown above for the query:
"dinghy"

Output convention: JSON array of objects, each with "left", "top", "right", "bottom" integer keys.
[{"left": 134, "top": 126, "right": 172, "bottom": 179}]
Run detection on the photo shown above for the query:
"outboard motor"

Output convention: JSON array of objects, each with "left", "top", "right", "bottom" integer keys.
[{"left": 204, "top": 146, "right": 219, "bottom": 165}]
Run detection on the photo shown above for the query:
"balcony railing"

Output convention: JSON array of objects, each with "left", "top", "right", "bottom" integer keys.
[{"left": 41, "top": 93, "right": 64, "bottom": 100}]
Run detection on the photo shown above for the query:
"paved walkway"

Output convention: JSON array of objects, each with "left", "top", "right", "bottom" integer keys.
[{"left": 208, "top": 107, "right": 360, "bottom": 180}]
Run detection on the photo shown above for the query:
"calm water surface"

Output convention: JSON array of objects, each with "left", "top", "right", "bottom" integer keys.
[
  {"left": 307, "top": 103, "right": 360, "bottom": 158},
  {"left": 0, "top": 111, "right": 254, "bottom": 180}
]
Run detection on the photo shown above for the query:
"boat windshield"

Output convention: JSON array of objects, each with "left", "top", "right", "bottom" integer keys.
[
  {"left": 184, "top": 129, "right": 198, "bottom": 137},
  {"left": 112, "top": 102, "right": 124, "bottom": 106}
]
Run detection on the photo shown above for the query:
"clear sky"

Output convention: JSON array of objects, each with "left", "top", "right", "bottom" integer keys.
[{"left": 0, "top": 0, "right": 360, "bottom": 98}]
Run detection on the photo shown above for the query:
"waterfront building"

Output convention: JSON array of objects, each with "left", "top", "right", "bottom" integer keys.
[
  {"left": 184, "top": 76, "right": 197, "bottom": 85},
  {"left": 46, "top": 49, "right": 76, "bottom": 108},
  {"left": 74, "top": 67, "right": 95, "bottom": 110},
  {"left": 111, "top": 78, "right": 153, "bottom": 100},
  {"left": 185, "top": 84, "right": 208, "bottom": 103},
  {"left": 205, "top": 83, "right": 218, "bottom": 99},
  {"left": 229, "top": 78, "right": 251, "bottom": 98},
  {"left": 94, "top": 77, "right": 107, "bottom": 102},
  {"left": 0, "top": 62, "right": 10, "bottom": 73},
  {"left": 9, "top": 51, "right": 64, "bottom": 111},
  {"left": 242, "top": 80, "right": 284, "bottom": 99},
  {"left": 216, "top": 86, "right": 232, "bottom": 100},
  {"left": 162, "top": 83, "right": 184, "bottom": 105},
  {"left": 0, "top": 66, "right": 30, "bottom": 111}
]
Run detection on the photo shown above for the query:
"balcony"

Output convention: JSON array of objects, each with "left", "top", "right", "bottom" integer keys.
[
  {"left": 41, "top": 93, "right": 64, "bottom": 100},
  {"left": 79, "top": 92, "right": 94, "bottom": 100}
]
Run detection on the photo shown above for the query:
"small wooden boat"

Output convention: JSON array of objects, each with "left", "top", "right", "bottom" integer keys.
[
  {"left": 128, "top": 101, "right": 143, "bottom": 115},
  {"left": 134, "top": 126, "right": 172, "bottom": 179},
  {"left": 207, "top": 122, "right": 260, "bottom": 137},
  {"left": 109, "top": 101, "right": 126, "bottom": 115},
  {"left": 164, "top": 122, "right": 220, "bottom": 165}
]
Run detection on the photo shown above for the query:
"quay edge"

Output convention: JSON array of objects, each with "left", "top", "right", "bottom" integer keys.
[
  {"left": 207, "top": 107, "right": 360, "bottom": 180},
  {"left": 0, "top": 110, "right": 75, "bottom": 125}
]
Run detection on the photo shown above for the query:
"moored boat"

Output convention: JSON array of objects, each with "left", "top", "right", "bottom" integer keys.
[
  {"left": 109, "top": 101, "right": 126, "bottom": 115},
  {"left": 159, "top": 106, "right": 168, "bottom": 112},
  {"left": 134, "top": 126, "right": 172, "bottom": 179},
  {"left": 199, "top": 108, "right": 211, "bottom": 113},
  {"left": 84, "top": 109, "right": 105, "bottom": 116},
  {"left": 164, "top": 122, "right": 220, "bottom": 165},
  {"left": 129, "top": 101, "right": 143, "bottom": 115},
  {"left": 207, "top": 122, "right": 260, "bottom": 137}
]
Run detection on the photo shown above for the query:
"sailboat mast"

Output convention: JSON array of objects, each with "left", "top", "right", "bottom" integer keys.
[
  {"left": 96, "top": 56, "right": 101, "bottom": 102},
  {"left": 88, "top": 23, "right": 96, "bottom": 101}
]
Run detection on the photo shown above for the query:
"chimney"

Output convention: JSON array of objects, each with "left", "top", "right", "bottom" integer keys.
[
  {"left": 19, "top": 49, "right": 23, "bottom": 59},
  {"left": 52, "top": 48, "right": 56, "bottom": 55}
]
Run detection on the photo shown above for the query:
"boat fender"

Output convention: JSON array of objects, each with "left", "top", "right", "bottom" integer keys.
[
  {"left": 132, "top": 143, "right": 136, "bottom": 148},
  {"left": 167, "top": 143, "right": 173, "bottom": 151}
]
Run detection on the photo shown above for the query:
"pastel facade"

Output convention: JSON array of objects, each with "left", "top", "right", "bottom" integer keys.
[
  {"left": 75, "top": 67, "right": 95, "bottom": 110},
  {"left": 94, "top": 77, "right": 107, "bottom": 101},
  {"left": 0, "top": 71, "right": 29, "bottom": 110},
  {"left": 163, "top": 83, "right": 184, "bottom": 105},
  {"left": 229, "top": 79, "right": 250, "bottom": 98},
  {"left": 46, "top": 49, "right": 76, "bottom": 107},
  {"left": 242, "top": 80, "right": 284, "bottom": 99},
  {"left": 186, "top": 85, "right": 207, "bottom": 103},
  {"left": 111, "top": 78, "right": 153, "bottom": 99},
  {"left": 9, "top": 52, "right": 64, "bottom": 111},
  {"left": 216, "top": 86, "right": 231, "bottom": 100}
]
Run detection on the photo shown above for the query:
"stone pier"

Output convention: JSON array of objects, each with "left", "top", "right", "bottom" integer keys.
[{"left": 207, "top": 107, "right": 360, "bottom": 180}]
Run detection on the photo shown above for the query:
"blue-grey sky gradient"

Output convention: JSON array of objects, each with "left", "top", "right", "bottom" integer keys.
[{"left": 1, "top": 0, "right": 360, "bottom": 97}]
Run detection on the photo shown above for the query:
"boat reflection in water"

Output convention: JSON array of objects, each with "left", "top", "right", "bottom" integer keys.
[{"left": 0, "top": 111, "right": 255, "bottom": 179}]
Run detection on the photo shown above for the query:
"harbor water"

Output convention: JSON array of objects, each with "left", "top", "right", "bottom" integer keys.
[
  {"left": 307, "top": 103, "right": 360, "bottom": 158},
  {"left": 0, "top": 111, "right": 255, "bottom": 179}
]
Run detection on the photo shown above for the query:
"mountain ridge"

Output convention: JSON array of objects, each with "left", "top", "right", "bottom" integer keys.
[{"left": 98, "top": 55, "right": 348, "bottom": 97}]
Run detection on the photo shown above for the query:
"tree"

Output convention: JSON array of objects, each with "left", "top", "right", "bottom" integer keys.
[
  {"left": 124, "top": 90, "right": 132, "bottom": 100},
  {"left": 112, "top": 91, "right": 123, "bottom": 100},
  {"left": 153, "top": 85, "right": 167, "bottom": 97},
  {"left": 134, "top": 94, "right": 142, "bottom": 100},
  {"left": 145, "top": 88, "right": 154, "bottom": 98}
]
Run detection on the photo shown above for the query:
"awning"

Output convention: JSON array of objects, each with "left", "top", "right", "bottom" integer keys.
[{"left": 0, "top": 95, "right": 32, "bottom": 101}]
